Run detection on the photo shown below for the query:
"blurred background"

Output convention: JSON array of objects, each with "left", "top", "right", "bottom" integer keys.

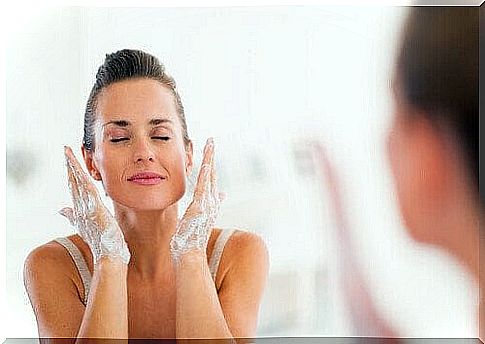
[{"left": 6, "top": 5, "right": 478, "bottom": 338}]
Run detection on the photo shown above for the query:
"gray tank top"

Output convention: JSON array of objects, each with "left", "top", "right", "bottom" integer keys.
[{"left": 55, "top": 229, "right": 236, "bottom": 306}]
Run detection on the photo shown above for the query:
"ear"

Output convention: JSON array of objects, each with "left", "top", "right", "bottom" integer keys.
[
  {"left": 184, "top": 140, "right": 194, "bottom": 176},
  {"left": 81, "top": 145, "right": 102, "bottom": 181}
]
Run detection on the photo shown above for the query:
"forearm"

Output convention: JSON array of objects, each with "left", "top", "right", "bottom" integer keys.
[
  {"left": 77, "top": 257, "right": 128, "bottom": 340},
  {"left": 174, "top": 251, "right": 233, "bottom": 340}
]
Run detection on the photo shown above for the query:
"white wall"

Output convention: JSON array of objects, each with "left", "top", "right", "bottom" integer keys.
[{"left": 6, "top": 5, "right": 478, "bottom": 338}]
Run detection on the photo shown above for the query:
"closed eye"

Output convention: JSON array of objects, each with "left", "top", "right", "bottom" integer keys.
[
  {"left": 110, "top": 138, "right": 130, "bottom": 143},
  {"left": 152, "top": 136, "right": 170, "bottom": 141}
]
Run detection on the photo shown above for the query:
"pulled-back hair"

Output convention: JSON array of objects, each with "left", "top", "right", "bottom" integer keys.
[
  {"left": 83, "top": 49, "right": 190, "bottom": 151},
  {"left": 395, "top": 7, "right": 479, "bottom": 200}
]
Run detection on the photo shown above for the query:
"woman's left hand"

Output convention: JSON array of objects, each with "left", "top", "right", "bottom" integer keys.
[{"left": 170, "top": 138, "right": 221, "bottom": 262}]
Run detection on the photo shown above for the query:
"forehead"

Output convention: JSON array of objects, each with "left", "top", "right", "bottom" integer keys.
[{"left": 95, "top": 78, "right": 179, "bottom": 125}]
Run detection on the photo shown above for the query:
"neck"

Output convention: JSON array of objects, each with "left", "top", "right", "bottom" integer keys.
[
  {"left": 114, "top": 203, "right": 179, "bottom": 278},
  {"left": 437, "top": 193, "right": 481, "bottom": 284},
  {"left": 443, "top": 213, "right": 480, "bottom": 281},
  {"left": 438, "top": 198, "right": 483, "bottom": 339}
]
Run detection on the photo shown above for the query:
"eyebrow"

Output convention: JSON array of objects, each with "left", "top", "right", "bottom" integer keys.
[
  {"left": 149, "top": 118, "right": 174, "bottom": 126},
  {"left": 102, "top": 118, "right": 174, "bottom": 128},
  {"left": 103, "top": 120, "right": 130, "bottom": 128}
]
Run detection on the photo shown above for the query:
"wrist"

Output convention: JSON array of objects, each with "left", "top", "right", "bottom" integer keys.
[
  {"left": 95, "top": 256, "right": 129, "bottom": 274},
  {"left": 172, "top": 249, "right": 207, "bottom": 269}
]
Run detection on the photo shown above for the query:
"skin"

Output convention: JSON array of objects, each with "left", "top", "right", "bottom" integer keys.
[
  {"left": 23, "top": 78, "right": 269, "bottom": 340},
  {"left": 387, "top": 87, "right": 482, "bottom": 339}
]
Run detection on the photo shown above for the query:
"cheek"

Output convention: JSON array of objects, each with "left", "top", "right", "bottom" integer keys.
[
  {"left": 167, "top": 149, "right": 189, "bottom": 192},
  {"left": 388, "top": 125, "right": 418, "bottom": 232},
  {"left": 388, "top": 125, "right": 434, "bottom": 244},
  {"left": 93, "top": 149, "right": 127, "bottom": 191}
]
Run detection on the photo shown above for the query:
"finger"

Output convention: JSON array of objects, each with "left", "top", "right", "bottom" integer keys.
[
  {"left": 65, "top": 147, "right": 90, "bottom": 216},
  {"left": 65, "top": 146, "right": 100, "bottom": 199},
  {"left": 210, "top": 143, "right": 217, "bottom": 197},
  {"left": 201, "top": 138, "right": 214, "bottom": 166},
  {"left": 58, "top": 207, "right": 76, "bottom": 227},
  {"left": 65, "top": 146, "right": 101, "bottom": 209},
  {"left": 65, "top": 146, "right": 90, "bottom": 182},
  {"left": 193, "top": 138, "right": 214, "bottom": 200},
  {"left": 65, "top": 151, "right": 82, "bottom": 212},
  {"left": 65, "top": 146, "right": 88, "bottom": 201},
  {"left": 194, "top": 164, "right": 211, "bottom": 201},
  {"left": 66, "top": 157, "right": 80, "bottom": 199}
]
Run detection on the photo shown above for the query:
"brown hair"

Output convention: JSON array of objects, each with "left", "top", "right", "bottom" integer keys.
[
  {"left": 394, "top": 7, "right": 479, "bottom": 201},
  {"left": 83, "top": 49, "right": 190, "bottom": 151}
]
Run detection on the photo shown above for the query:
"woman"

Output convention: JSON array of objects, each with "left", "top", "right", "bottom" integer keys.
[
  {"left": 23, "top": 49, "right": 269, "bottom": 340},
  {"left": 387, "top": 6, "right": 481, "bottom": 338}
]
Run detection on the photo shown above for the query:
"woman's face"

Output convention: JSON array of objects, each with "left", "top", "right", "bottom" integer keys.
[
  {"left": 387, "top": 85, "right": 446, "bottom": 244},
  {"left": 83, "top": 78, "right": 193, "bottom": 211}
]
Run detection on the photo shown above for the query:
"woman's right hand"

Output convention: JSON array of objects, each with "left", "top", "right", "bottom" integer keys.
[
  {"left": 312, "top": 141, "right": 397, "bottom": 338},
  {"left": 59, "top": 146, "right": 131, "bottom": 265}
]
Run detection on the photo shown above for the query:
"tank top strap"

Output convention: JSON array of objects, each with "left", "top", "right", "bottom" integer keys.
[
  {"left": 54, "top": 237, "right": 92, "bottom": 305},
  {"left": 208, "top": 229, "right": 236, "bottom": 282}
]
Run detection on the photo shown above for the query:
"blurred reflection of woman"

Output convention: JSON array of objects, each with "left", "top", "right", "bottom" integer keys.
[
  {"left": 388, "top": 6, "right": 481, "bottom": 339},
  {"left": 316, "top": 7, "right": 480, "bottom": 339},
  {"left": 23, "top": 49, "right": 269, "bottom": 340}
]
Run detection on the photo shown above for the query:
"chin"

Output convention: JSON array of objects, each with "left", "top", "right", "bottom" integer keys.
[
  {"left": 129, "top": 201, "right": 178, "bottom": 212},
  {"left": 109, "top": 190, "right": 184, "bottom": 212},
  {"left": 399, "top": 200, "right": 438, "bottom": 245}
]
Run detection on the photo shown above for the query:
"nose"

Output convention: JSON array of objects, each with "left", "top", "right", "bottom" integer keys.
[
  {"left": 136, "top": 156, "right": 154, "bottom": 163},
  {"left": 132, "top": 138, "right": 155, "bottom": 164}
]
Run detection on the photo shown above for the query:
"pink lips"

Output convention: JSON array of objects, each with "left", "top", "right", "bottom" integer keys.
[{"left": 127, "top": 172, "right": 165, "bottom": 185}]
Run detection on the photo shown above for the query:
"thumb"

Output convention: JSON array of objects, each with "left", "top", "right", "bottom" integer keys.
[{"left": 58, "top": 207, "right": 76, "bottom": 227}]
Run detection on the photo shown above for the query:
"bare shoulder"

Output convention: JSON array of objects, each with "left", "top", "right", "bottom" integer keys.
[
  {"left": 24, "top": 238, "right": 88, "bottom": 337},
  {"left": 226, "top": 230, "right": 268, "bottom": 258},
  {"left": 25, "top": 240, "right": 72, "bottom": 272},
  {"left": 24, "top": 238, "right": 82, "bottom": 296},
  {"left": 215, "top": 229, "right": 269, "bottom": 288}
]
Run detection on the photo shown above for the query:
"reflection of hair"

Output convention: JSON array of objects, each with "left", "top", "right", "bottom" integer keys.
[
  {"left": 83, "top": 49, "right": 190, "bottom": 151},
  {"left": 395, "top": 7, "right": 479, "bottom": 200}
]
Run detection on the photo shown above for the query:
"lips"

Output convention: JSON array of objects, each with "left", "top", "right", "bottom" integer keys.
[{"left": 127, "top": 172, "right": 165, "bottom": 185}]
